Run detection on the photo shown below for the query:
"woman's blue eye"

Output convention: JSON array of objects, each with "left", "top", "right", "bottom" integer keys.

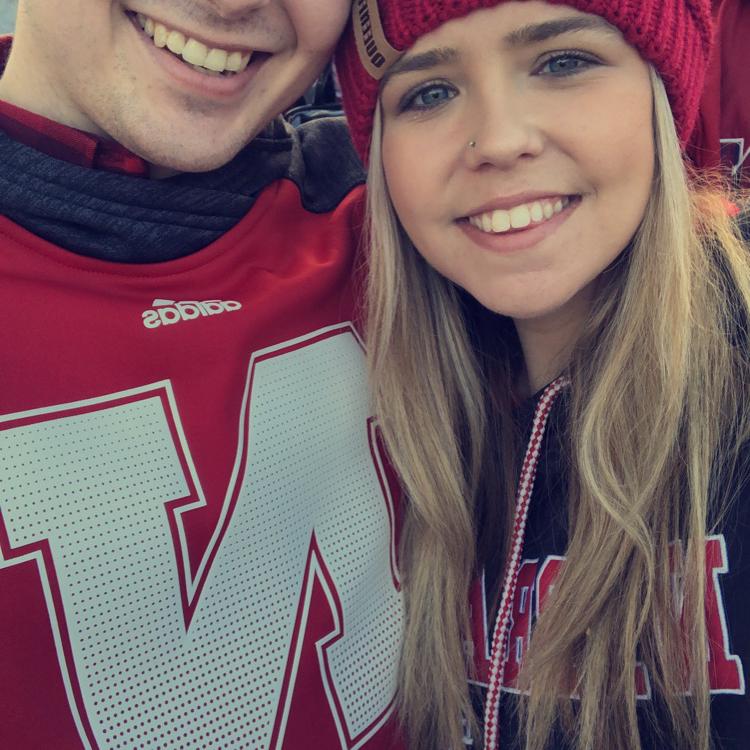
[
  {"left": 402, "top": 84, "right": 456, "bottom": 112},
  {"left": 539, "top": 53, "right": 597, "bottom": 77}
]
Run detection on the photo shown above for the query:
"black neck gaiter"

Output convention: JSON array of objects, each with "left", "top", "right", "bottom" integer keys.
[{"left": 0, "top": 118, "right": 294, "bottom": 263}]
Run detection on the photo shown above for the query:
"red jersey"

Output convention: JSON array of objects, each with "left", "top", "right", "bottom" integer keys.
[{"left": 0, "top": 134, "right": 405, "bottom": 749}]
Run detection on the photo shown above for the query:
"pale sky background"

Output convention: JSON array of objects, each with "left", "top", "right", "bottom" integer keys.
[{"left": 0, "top": 0, "right": 17, "bottom": 34}]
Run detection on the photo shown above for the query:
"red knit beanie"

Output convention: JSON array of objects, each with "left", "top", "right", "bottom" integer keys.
[{"left": 336, "top": 0, "right": 715, "bottom": 164}]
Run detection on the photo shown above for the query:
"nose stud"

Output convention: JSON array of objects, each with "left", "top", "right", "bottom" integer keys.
[{"left": 468, "top": 139, "right": 477, "bottom": 149}]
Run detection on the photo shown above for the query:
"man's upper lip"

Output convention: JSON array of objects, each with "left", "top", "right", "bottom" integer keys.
[
  {"left": 463, "top": 191, "right": 574, "bottom": 217},
  {"left": 127, "top": 8, "right": 263, "bottom": 54}
]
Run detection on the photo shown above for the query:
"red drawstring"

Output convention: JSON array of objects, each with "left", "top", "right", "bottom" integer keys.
[{"left": 483, "top": 376, "right": 569, "bottom": 750}]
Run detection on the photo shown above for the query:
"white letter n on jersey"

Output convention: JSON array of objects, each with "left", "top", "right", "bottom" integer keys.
[{"left": 0, "top": 324, "right": 403, "bottom": 749}]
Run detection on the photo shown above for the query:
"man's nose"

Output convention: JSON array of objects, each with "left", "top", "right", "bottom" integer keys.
[{"left": 207, "top": 0, "right": 272, "bottom": 20}]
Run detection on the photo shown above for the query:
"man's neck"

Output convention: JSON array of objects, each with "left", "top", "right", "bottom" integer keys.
[
  {"left": 0, "top": 35, "right": 177, "bottom": 179},
  {"left": 0, "top": 35, "right": 105, "bottom": 137}
]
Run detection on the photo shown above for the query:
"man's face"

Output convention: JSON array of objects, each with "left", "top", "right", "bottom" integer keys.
[{"left": 5, "top": 0, "right": 349, "bottom": 171}]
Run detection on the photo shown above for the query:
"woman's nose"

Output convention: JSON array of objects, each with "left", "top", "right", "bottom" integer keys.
[{"left": 463, "top": 85, "right": 545, "bottom": 170}]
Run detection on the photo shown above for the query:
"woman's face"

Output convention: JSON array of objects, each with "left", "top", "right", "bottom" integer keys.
[{"left": 379, "top": 1, "right": 655, "bottom": 323}]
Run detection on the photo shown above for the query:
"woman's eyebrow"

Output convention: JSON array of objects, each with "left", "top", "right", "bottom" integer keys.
[
  {"left": 381, "top": 48, "right": 458, "bottom": 86},
  {"left": 504, "top": 16, "right": 620, "bottom": 47},
  {"left": 380, "top": 16, "right": 617, "bottom": 87}
]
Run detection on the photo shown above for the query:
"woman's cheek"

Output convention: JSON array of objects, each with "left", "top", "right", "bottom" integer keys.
[{"left": 384, "top": 132, "right": 439, "bottom": 233}]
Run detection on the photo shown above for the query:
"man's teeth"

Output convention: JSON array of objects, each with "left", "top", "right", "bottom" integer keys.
[
  {"left": 136, "top": 13, "right": 252, "bottom": 74},
  {"left": 468, "top": 197, "right": 571, "bottom": 234}
]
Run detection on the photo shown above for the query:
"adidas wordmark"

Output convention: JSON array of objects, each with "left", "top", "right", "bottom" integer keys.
[{"left": 142, "top": 299, "right": 243, "bottom": 329}]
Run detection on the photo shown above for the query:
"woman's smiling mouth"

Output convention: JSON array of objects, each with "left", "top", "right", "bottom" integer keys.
[
  {"left": 458, "top": 194, "right": 581, "bottom": 253},
  {"left": 465, "top": 195, "right": 576, "bottom": 234}
]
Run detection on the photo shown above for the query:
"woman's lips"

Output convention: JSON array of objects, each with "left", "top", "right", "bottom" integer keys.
[{"left": 458, "top": 196, "right": 581, "bottom": 253}]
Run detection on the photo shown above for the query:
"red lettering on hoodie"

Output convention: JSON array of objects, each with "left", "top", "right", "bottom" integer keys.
[{"left": 470, "top": 536, "right": 745, "bottom": 696}]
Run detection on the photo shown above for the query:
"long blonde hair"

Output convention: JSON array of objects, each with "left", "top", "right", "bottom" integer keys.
[{"left": 365, "top": 69, "right": 750, "bottom": 750}]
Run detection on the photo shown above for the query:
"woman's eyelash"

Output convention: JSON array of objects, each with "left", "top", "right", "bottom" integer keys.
[
  {"left": 398, "top": 80, "right": 457, "bottom": 113},
  {"left": 535, "top": 50, "right": 602, "bottom": 77}
]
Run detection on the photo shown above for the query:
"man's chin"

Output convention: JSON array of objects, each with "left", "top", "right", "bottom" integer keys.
[
  {"left": 149, "top": 148, "right": 246, "bottom": 177},
  {"left": 125, "top": 131, "right": 256, "bottom": 176}
]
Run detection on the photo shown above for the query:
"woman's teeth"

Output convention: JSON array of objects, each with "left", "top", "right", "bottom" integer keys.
[
  {"left": 135, "top": 12, "right": 252, "bottom": 76},
  {"left": 468, "top": 197, "right": 571, "bottom": 234}
]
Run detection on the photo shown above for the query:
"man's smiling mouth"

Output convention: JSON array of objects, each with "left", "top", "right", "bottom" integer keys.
[{"left": 127, "top": 11, "right": 255, "bottom": 77}]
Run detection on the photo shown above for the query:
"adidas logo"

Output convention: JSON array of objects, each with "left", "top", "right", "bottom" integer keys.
[{"left": 142, "top": 299, "right": 242, "bottom": 329}]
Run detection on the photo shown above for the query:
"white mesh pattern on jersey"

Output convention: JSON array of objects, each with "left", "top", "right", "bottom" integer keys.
[{"left": 0, "top": 329, "right": 402, "bottom": 749}]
